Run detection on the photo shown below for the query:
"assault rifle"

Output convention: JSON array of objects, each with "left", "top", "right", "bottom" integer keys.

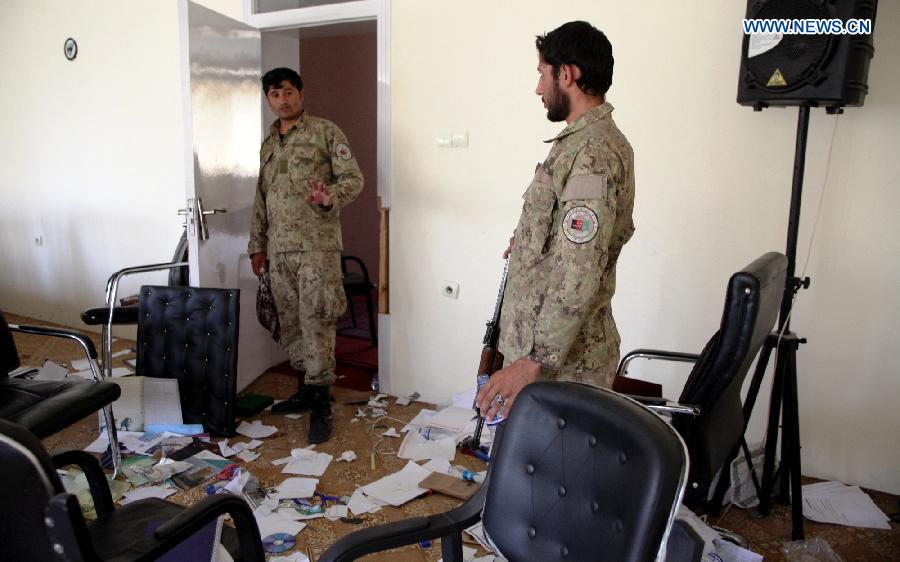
[{"left": 459, "top": 257, "right": 509, "bottom": 458}]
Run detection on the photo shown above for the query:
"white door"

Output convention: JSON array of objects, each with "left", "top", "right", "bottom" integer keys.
[{"left": 179, "top": 0, "right": 286, "bottom": 391}]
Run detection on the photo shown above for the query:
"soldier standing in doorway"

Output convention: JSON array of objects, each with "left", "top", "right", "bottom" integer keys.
[{"left": 249, "top": 67, "right": 363, "bottom": 443}]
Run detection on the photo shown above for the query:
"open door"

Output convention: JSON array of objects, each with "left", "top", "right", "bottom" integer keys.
[{"left": 179, "top": 0, "right": 285, "bottom": 391}]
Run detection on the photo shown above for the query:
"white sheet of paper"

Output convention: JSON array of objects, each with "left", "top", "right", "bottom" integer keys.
[
  {"left": 381, "top": 427, "right": 400, "bottom": 438},
  {"left": 219, "top": 440, "right": 236, "bottom": 457},
  {"left": 125, "top": 358, "right": 137, "bottom": 367},
  {"left": 397, "top": 430, "right": 457, "bottom": 462},
  {"left": 266, "top": 552, "right": 310, "bottom": 562},
  {"left": 109, "top": 366, "right": 134, "bottom": 377},
  {"left": 268, "top": 553, "right": 310, "bottom": 562},
  {"left": 70, "top": 357, "right": 92, "bottom": 371},
  {"left": 254, "top": 510, "right": 306, "bottom": 538},
  {"left": 428, "top": 406, "right": 475, "bottom": 433},
  {"left": 401, "top": 409, "right": 435, "bottom": 433},
  {"left": 276, "top": 477, "right": 318, "bottom": 500},
  {"left": 348, "top": 488, "right": 381, "bottom": 515},
  {"left": 422, "top": 457, "right": 452, "bottom": 475},
  {"left": 224, "top": 468, "right": 252, "bottom": 495},
  {"left": 338, "top": 451, "right": 357, "bottom": 462},
  {"left": 325, "top": 505, "right": 349, "bottom": 521},
  {"left": 237, "top": 450, "right": 259, "bottom": 463},
  {"left": 236, "top": 420, "right": 278, "bottom": 439},
  {"left": 111, "top": 349, "right": 132, "bottom": 359},
  {"left": 192, "top": 450, "right": 230, "bottom": 464},
  {"left": 35, "top": 360, "right": 68, "bottom": 381},
  {"left": 802, "top": 482, "right": 890, "bottom": 529},
  {"left": 282, "top": 449, "right": 333, "bottom": 477},
  {"left": 360, "top": 461, "right": 431, "bottom": 506},
  {"left": 395, "top": 396, "right": 411, "bottom": 406},
  {"left": 122, "top": 485, "right": 177, "bottom": 504},
  {"left": 143, "top": 377, "right": 182, "bottom": 426}
]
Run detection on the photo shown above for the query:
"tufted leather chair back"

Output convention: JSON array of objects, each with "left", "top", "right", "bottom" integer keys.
[
  {"left": 0, "top": 312, "right": 20, "bottom": 376},
  {"left": 673, "top": 252, "right": 787, "bottom": 502},
  {"left": 136, "top": 286, "right": 239, "bottom": 436},
  {"left": 482, "top": 381, "right": 687, "bottom": 562}
]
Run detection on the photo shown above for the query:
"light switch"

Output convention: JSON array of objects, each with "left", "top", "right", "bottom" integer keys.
[
  {"left": 451, "top": 131, "right": 469, "bottom": 148},
  {"left": 436, "top": 132, "right": 452, "bottom": 148}
]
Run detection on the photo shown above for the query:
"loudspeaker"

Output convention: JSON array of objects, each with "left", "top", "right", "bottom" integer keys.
[{"left": 737, "top": 0, "right": 877, "bottom": 111}]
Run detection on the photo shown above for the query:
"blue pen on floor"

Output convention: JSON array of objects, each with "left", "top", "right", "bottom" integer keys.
[{"left": 419, "top": 540, "right": 432, "bottom": 548}]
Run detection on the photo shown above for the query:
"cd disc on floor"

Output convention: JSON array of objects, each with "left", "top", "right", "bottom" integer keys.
[{"left": 262, "top": 532, "right": 296, "bottom": 553}]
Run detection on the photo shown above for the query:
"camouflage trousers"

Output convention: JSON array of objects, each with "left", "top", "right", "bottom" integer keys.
[{"left": 269, "top": 250, "right": 347, "bottom": 386}]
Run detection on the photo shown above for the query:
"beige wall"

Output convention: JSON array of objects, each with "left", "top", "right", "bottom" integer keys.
[{"left": 387, "top": 2, "right": 900, "bottom": 494}]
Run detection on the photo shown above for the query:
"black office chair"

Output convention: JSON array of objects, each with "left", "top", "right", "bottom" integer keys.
[
  {"left": 0, "top": 311, "right": 123, "bottom": 473},
  {"left": 615, "top": 252, "right": 787, "bottom": 511},
  {"left": 134, "top": 285, "right": 240, "bottom": 437},
  {"left": 340, "top": 255, "right": 377, "bottom": 344},
  {"left": 320, "top": 381, "right": 691, "bottom": 562},
  {"left": 0, "top": 418, "right": 264, "bottom": 561}
]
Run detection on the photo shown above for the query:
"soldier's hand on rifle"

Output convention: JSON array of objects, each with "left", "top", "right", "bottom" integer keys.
[
  {"left": 306, "top": 179, "right": 334, "bottom": 209},
  {"left": 502, "top": 235, "right": 515, "bottom": 259},
  {"left": 476, "top": 357, "right": 540, "bottom": 422},
  {"left": 251, "top": 252, "right": 268, "bottom": 278}
]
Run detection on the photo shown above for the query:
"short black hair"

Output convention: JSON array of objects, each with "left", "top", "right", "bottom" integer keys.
[
  {"left": 535, "top": 21, "right": 613, "bottom": 97},
  {"left": 262, "top": 67, "right": 303, "bottom": 94}
]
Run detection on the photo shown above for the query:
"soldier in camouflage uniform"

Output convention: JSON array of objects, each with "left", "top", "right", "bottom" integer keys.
[
  {"left": 477, "top": 21, "right": 634, "bottom": 422},
  {"left": 249, "top": 67, "right": 363, "bottom": 443}
]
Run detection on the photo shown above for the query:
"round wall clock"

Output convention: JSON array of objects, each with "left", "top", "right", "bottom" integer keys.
[{"left": 64, "top": 38, "right": 78, "bottom": 61}]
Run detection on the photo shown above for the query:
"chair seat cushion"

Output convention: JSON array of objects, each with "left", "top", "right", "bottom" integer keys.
[
  {"left": 89, "top": 498, "right": 240, "bottom": 560},
  {"left": 80, "top": 306, "right": 140, "bottom": 326},
  {"left": 0, "top": 378, "right": 120, "bottom": 438}
]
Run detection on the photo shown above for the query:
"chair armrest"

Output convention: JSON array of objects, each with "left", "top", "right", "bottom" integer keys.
[
  {"left": 616, "top": 349, "right": 700, "bottom": 378},
  {"left": 320, "top": 485, "right": 487, "bottom": 562},
  {"left": 9, "top": 323, "right": 101, "bottom": 381},
  {"left": 81, "top": 306, "right": 140, "bottom": 326},
  {"left": 153, "top": 493, "right": 264, "bottom": 562},
  {"left": 665, "top": 519, "right": 704, "bottom": 562},
  {"left": 625, "top": 395, "right": 701, "bottom": 417},
  {"left": 52, "top": 449, "right": 114, "bottom": 516}
]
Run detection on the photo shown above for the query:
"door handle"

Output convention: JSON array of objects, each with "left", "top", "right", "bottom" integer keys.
[{"left": 196, "top": 197, "right": 227, "bottom": 241}]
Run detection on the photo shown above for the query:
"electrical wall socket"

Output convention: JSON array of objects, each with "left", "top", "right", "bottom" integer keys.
[{"left": 442, "top": 281, "right": 460, "bottom": 299}]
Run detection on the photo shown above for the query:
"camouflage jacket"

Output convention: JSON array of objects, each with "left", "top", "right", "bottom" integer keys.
[
  {"left": 248, "top": 113, "right": 364, "bottom": 255},
  {"left": 499, "top": 103, "right": 635, "bottom": 386}
]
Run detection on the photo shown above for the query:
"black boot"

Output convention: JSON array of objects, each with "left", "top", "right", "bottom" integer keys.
[
  {"left": 272, "top": 370, "right": 313, "bottom": 414},
  {"left": 307, "top": 384, "right": 334, "bottom": 444}
]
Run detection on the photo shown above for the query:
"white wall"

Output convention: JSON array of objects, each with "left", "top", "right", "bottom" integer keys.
[
  {"left": 0, "top": 0, "right": 246, "bottom": 333},
  {"left": 388, "top": 2, "right": 900, "bottom": 494},
  {"left": 0, "top": 1, "right": 188, "bottom": 330}
]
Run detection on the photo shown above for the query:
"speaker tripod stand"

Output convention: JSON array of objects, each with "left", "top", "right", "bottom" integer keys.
[{"left": 741, "top": 104, "right": 826, "bottom": 541}]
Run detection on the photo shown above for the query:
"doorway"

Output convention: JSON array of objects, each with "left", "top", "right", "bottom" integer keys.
[{"left": 261, "top": 21, "right": 381, "bottom": 391}]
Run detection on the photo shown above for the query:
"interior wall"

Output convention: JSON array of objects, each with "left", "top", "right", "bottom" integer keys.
[
  {"left": 298, "top": 30, "right": 380, "bottom": 284},
  {"left": 388, "top": 2, "right": 900, "bottom": 494},
  {"left": 0, "top": 0, "right": 188, "bottom": 332}
]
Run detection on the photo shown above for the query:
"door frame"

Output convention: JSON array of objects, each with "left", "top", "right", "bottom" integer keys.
[
  {"left": 243, "top": 0, "right": 393, "bottom": 391},
  {"left": 243, "top": 0, "right": 391, "bottom": 211}
]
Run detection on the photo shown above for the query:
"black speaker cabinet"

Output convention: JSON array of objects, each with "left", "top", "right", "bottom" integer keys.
[{"left": 737, "top": 0, "right": 877, "bottom": 111}]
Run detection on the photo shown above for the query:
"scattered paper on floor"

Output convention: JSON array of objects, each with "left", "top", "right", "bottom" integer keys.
[
  {"left": 802, "top": 481, "right": 891, "bottom": 529},
  {"left": 236, "top": 420, "right": 278, "bottom": 439}
]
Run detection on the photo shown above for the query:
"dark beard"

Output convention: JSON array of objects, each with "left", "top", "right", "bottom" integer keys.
[{"left": 545, "top": 85, "right": 570, "bottom": 122}]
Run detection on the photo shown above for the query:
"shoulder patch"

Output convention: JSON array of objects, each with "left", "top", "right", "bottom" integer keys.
[
  {"left": 335, "top": 143, "right": 352, "bottom": 161},
  {"left": 562, "top": 206, "right": 599, "bottom": 244},
  {"left": 560, "top": 174, "right": 606, "bottom": 202}
]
